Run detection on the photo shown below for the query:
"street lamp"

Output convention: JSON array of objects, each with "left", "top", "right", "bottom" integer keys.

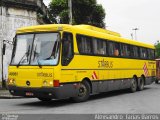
[
  {"left": 132, "top": 28, "right": 139, "bottom": 40},
  {"left": 131, "top": 33, "right": 133, "bottom": 39}
]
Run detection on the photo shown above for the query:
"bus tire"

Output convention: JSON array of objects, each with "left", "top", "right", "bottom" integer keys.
[
  {"left": 38, "top": 97, "right": 52, "bottom": 102},
  {"left": 138, "top": 77, "right": 145, "bottom": 91},
  {"left": 155, "top": 79, "right": 159, "bottom": 84},
  {"left": 72, "top": 81, "right": 91, "bottom": 102},
  {"left": 130, "top": 77, "right": 137, "bottom": 93}
]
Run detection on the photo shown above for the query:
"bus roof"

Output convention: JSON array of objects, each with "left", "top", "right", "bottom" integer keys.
[{"left": 16, "top": 24, "right": 155, "bottom": 49}]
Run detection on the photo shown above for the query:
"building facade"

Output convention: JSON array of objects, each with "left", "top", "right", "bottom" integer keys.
[{"left": 0, "top": 0, "right": 50, "bottom": 85}]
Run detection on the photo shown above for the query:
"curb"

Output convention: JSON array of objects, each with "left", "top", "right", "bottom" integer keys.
[
  {"left": 0, "top": 90, "right": 24, "bottom": 99},
  {"left": 0, "top": 95, "right": 24, "bottom": 99}
]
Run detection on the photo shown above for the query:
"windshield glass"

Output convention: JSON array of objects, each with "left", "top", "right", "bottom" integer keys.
[{"left": 11, "top": 33, "right": 60, "bottom": 66}]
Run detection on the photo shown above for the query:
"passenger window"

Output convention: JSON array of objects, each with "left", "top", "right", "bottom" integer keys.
[
  {"left": 108, "top": 42, "right": 120, "bottom": 56},
  {"left": 76, "top": 35, "right": 93, "bottom": 54},
  {"left": 120, "top": 44, "right": 131, "bottom": 57},
  {"left": 147, "top": 49, "right": 152, "bottom": 59},
  {"left": 93, "top": 38, "right": 107, "bottom": 55},
  {"left": 140, "top": 48, "right": 147, "bottom": 59},
  {"left": 150, "top": 49, "right": 155, "bottom": 59},
  {"left": 130, "top": 46, "right": 139, "bottom": 58}
]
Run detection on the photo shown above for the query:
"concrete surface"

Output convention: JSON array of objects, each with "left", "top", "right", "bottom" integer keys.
[{"left": 0, "top": 83, "right": 160, "bottom": 114}]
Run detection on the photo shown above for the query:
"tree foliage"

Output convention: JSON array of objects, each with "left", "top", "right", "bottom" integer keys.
[
  {"left": 48, "top": 0, "right": 106, "bottom": 28},
  {"left": 155, "top": 41, "right": 160, "bottom": 58}
]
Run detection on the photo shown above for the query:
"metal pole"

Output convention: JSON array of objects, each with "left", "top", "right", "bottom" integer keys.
[
  {"left": 131, "top": 33, "right": 133, "bottom": 39},
  {"left": 68, "top": 0, "right": 72, "bottom": 24},
  {"left": 2, "top": 40, "right": 5, "bottom": 88},
  {"left": 132, "top": 28, "right": 139, "bottom": 40},
  {"left": 1, "top": 40, "right": 13, "bottom": 89}
]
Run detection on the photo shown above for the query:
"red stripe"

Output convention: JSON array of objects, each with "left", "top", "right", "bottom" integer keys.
[
  {"left": 143, "top": 63, "right": 149, "bottom": 76},
  {"left": 93, "top": 71, "right": 98, "bottom": 79},
  {"left": 91, "top": 75, "right": 94, "bottom": 79}
]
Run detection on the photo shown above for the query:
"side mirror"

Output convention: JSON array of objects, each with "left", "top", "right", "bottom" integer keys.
[
  {"left": 13, "top": 37, "right": 15, "bottom": 44},
  {"left": 3, "top": 43, "right": 6, "bottom": 55}
]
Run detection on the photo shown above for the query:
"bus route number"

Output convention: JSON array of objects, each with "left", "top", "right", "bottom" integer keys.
[{"left": 98, "top": 59, "right": 113, "bottom": 68}]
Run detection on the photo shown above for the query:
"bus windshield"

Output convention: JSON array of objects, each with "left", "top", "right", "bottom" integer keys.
[{"left": 11, "top": 33, "right": 60, "bottom": 66}]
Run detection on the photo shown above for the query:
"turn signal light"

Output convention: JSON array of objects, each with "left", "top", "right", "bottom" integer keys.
[
  {"left": 8, "top": 78, "right": 15, "bottom": 85},
  {"left": 53, "top": 80, "right": 59, "bottom": 87}
]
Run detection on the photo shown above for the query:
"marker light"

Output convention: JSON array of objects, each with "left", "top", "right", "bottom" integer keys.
[
  {"left": 43, "top": 80, "right": 48, "bottom": 86},
  {"left": 53, "top": 80, "right": 60, "bottom": 87}
]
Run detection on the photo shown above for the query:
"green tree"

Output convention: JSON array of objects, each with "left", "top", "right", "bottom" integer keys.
[
  {"left": 48, "top": 0, "right": 106, "bottom": 28},
  {"left": 155, "top": 41, "right": 160, "bottom": 58}
]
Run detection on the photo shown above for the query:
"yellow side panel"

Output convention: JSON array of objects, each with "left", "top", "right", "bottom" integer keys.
[{"left": 61, "top": 55, "right": 156, "bottom": 82}]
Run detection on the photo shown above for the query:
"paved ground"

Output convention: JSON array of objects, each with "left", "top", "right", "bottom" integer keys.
[{"left": 0, "top": 83, "right": 160, "bottom": 114}]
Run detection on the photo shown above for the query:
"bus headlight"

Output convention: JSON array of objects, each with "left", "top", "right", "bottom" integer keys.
[
  {"left": 42, "top": 80, "right": 55, "bottom": 87},
  {"left": 49, "top": 81, "right": 53, "bottom": 86},
  {"left": 43, "top": 80, "right": 48, "bottom": 86}
]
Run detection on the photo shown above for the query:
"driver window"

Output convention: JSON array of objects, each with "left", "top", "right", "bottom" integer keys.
[{"left": 62, "top": 32, "right": 74, "bottom": 66}]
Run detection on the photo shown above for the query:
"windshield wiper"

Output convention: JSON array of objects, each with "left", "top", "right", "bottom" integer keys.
[
  {"left": 33, "top": 44, "right": 42, "bottom": 68},
  {"left": 17, "top": 45, "right": 30, "bottom": 67}
]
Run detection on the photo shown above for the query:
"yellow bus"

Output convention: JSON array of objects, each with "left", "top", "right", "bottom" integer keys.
[{"left": 8, "top": 24, "right": 156, "bottom": 102}]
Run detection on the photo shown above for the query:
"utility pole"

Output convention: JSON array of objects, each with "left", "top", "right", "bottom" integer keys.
[
  {"left": 68, "top": 0, "right": 72, "bottom": 24},
  {"left": 132, "top": 28, "right": 139, "bottom": 40},
  {"left": 1, "top": 40, "right": 13, "bottom": 89}
]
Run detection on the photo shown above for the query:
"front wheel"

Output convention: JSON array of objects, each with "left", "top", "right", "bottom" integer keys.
[
  {"left": 130, "top": 77, "right": 137, "bottom": 93},
  {"left": 72, "top": 81, "right": 91, "bottom": 102}
]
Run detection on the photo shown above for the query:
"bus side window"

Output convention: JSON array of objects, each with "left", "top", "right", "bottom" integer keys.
[
  {"left": 108, "top": 42, "right": 120, "bottom": 56},
  {"left": 76, "top": 35, "right": 93, "bottom": 55},
  {"left": 120, "top": 44, "right": 131, "bottom": 57},
  {"left": 120, "top": 44, "right": 126, "bottom": 57},
  {"left": 108, "top": 42, "right": 114, "bottom": 56},
  {"left": 150, "top": 49, "right": 155, "bottom": 59},
  {"left": 93, "top": 38, "right": 107, "bottom": 55},
  {"left": 133, "top": 46, "right": 139, "bottom": 58},
  {"left": 114, "top": 43, "right": 120, "bottom": 56},
  {"left": 140, "top": 47, "right": 147, "bottom": 59},
  {"left": 62, "top": 32, "right": 74, "bottom": 66}
]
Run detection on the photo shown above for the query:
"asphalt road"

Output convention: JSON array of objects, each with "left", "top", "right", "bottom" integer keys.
[{"left": 0, "top": 83, "right": 160, "bottom": 114}]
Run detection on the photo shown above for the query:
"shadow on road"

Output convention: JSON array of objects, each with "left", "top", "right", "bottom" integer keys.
[
  {"left": 89, "top": 87, "right": 150, "bottom": 101},
  {"left": 17, "top": 87, "right": 151, "bottom": 108}
]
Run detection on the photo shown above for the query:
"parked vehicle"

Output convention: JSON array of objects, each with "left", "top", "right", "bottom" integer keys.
[{"left": 156, "top": 59, "right": 160, "bottom": 84}]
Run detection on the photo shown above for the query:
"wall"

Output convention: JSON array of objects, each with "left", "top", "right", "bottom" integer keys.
[{"left": 0, "top": 6, "right": 38, "bottom": 80}]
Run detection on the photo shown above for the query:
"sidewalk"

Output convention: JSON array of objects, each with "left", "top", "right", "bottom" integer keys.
[
  {"left": 0, "top": 88, "right": 23, "bottom": 99},
  {"left": 0, "top": 82, "right": 23, "bottom": 99}
]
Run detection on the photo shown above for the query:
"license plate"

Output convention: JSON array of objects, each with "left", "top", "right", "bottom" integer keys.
[{"left": 25, "top": 92, "right": 34, "bottom": 96}]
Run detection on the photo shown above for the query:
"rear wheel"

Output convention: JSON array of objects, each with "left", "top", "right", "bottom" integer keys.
[
  {"left": 155, "top": 79, "right": 159, "bottom": 84},
  {"left": 38, "top": 97, "right": 52, "bottom": 102},
  {"left": 72, "top": 81, "right": 91, "bottom": 102},
  {"left": 138, "top": 77, "right": 145, "bottom": 91},
  {"left": 130, "top": 77, "right": 137, "bottom": 92}
]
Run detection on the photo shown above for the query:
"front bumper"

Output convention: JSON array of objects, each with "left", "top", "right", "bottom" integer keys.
[{"left": 8, "top": 84, "right": 79, "bottom": 99}]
